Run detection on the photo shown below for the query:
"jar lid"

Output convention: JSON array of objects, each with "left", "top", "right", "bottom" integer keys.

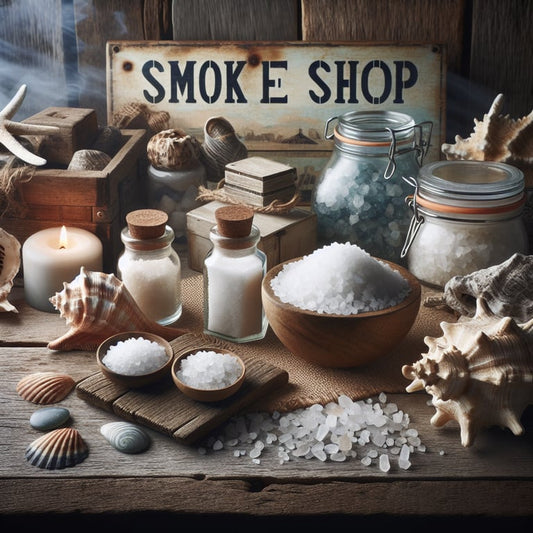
[
  {"left": 417, "top": 161, "right": 524, "bottom": 205},
  {"left": 126, "top": 209, "right": 168, "bottom": 240},
  {"left": 215, "top": 205, "right": 254, "bottom": 238},
  {"left": 335, "top": 110, "right": 415, "bottom": 145}
]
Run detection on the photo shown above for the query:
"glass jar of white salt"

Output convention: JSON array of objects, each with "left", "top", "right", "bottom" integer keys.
[
  {"left": 311, "top": 110, "right": 432, "bottom": 263},
  {"left": 117, "top": 209, "right": 182, "bottom": 325},
  {"left": 402, "top": 160, "right": 529, "bottom": 288},
  {"left": 203, "top": 205, "right": 267, "bottom": 343}
]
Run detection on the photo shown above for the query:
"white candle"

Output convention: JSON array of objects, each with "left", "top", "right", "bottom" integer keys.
[{"left": 22, "top": 226, "right": 103, "bottom": 312}]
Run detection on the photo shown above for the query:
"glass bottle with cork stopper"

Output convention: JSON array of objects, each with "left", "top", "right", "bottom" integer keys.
[
  {"left": 117, "top": 209, "right": 182, "bottom": 325},
  {"left": 203, "top": 205, "right": 267, "bottom": 343}
]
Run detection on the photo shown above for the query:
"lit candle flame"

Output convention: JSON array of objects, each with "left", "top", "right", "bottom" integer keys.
[{"left": 59, "top": 226, "right": 68, "bottom": 249}]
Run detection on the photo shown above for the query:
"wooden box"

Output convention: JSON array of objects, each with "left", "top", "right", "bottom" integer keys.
[
  {"left": 1, "top": 129, "right": 147, "bottom": 273},
  {"left": 186, "top": 201, "right": 317, "bottom": 272}
]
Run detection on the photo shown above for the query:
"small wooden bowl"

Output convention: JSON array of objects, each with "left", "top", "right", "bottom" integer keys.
[
  {"left": 262, "top": 258, "right": 421, "bottom": 368},
  {"left": 171, "top": 349, "right": 246, "bottom": 402},
  {"left": 96, "top": 331, "right": 174, "bottom": 388}
]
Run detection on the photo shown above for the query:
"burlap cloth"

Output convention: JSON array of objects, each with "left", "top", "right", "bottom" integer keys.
[{"left": 178, "top": 266, "right": 455, "bottom": 413}]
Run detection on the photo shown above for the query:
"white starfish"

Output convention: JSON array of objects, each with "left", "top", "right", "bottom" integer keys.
[{"left": 0, "top": 84, "right": 60, "bottom": 166}]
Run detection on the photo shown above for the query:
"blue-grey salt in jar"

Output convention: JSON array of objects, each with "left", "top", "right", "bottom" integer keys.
[{"left": 311, "top": 111, "right": 432, "bottom": 263}]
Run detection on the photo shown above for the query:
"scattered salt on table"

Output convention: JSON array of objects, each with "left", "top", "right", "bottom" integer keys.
[
  {"left": 270, "top": 242, "right": 409, "bottom": 314},
  {"left": 102, "top": 337, "right": 167, "bottom": 375},
  {"left": 177, "top": 350, "right": 242, "bottom": 390}
]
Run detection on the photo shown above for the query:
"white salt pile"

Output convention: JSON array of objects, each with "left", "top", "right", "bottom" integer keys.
[
  {"left": 177, "top": 350, "right": 242, "bottom": 390},
  {"left": 102, "top": 337, "right": 168, "bottom": 376},
  {"left": 199, "top": 393, "right": 425, "bottom": 471},
  {"left": 270, "top": 242, "right": 410, "bottom": 314}
]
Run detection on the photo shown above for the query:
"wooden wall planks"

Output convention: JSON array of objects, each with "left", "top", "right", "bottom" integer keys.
[
  {"left": 0, "top": 0, "right": 531, "bottom": 141},
  {"left": 171, "top": 0, "right": 299, "bottom": 40}
]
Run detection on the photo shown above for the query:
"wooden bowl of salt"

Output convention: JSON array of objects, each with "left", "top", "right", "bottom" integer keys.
[
  {"left": 171, "top": 348, "right": 246, "bottom": 402},
  {"left": 262, "top": 245, "right": 421, "bottom": 368},
  {"left": 96, "top": 331, "right": 174, "bottom": 388}
]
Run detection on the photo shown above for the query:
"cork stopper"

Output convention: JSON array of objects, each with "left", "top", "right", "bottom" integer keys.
[
  {"left": 126, "top": 209, "right": 168, "bottom": 240},
  {"left": 215, "top": 205, "right": 254, "bottom": 238}
]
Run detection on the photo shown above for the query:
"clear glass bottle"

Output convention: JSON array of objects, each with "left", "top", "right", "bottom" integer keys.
[
  {"left": 203, "top": 206, "right": 267, "bottom": 343},
  {"left": 311, "top": 110, "right": 432, "bottom": 263},
  {"left": 117, "top": 209, "right": 182, "bottom": 325},
  {"left": 402, "top": 160, "right": 529, "bottom": 288},
  {"left": 147, "top": 163, "right": 206, "bottom": 243}
]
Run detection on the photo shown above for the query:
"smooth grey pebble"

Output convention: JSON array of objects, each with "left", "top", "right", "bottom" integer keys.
[{"left": 30, "top": 406, "right": 70, "bottom": 431}]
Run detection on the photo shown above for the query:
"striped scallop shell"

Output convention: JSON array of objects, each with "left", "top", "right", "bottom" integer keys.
[
  {"left": 200, "top": 116, "right": 247, "bottom": 182},
  {"left": 16, "top": 372, "right": 75, "bottom": 404},
  {"left": 25, "top": 427, "right": 88, "bottom": 469},
  {"left": 100, "top": 422, "right": 151, "bottom": 454}
]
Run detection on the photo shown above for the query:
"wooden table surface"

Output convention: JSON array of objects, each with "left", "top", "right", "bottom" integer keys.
[{"left": 1, "top": 264, "right": 532, "bottom": 528}]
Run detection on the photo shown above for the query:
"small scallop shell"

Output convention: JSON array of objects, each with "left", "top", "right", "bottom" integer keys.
[
  {"left": 68, "top": 149, "right": 111, "bottom": 171},
  {"left": 100, "top": 422, "right": 151, "bottom": 454},
  {"left": 25, "top": 427, "right": 88, "bottom": 469},
  {"left": 16, "top": 372, "right": 75, "bottom": 404}
]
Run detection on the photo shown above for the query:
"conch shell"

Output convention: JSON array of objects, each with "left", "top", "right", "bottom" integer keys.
[
  {"left": 442, "top": 93, "right": 533, "bottom": 181},
  {"left": 427, "top": 253, "right": 533, "bottom": 322},
  {"left": 200, "top": 116, "right": 247, "bottom": 183},
  {"left": 48, "top": 267, "right": 187, "bottom": 351},
  {"left": 402, "top": 298, "right": 533, "bottom": 447},
  {"left": 0, "top": 227, "right": 20, "bottom": 313}
]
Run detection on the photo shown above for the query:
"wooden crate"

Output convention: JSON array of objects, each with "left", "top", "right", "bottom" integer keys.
[
  {"left": 1, "top": 129, "right": 147, "bottom": 273},
  {"left": 186, "top": 200, "right": 317, "bottom": 272}
]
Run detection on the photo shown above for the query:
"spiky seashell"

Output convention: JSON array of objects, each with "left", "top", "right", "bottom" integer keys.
[
  {"left": 68, "top": 149, "right": 111, "bottom": 171},
  {"left": 200, "top": 116, "right": 247, "bottom": 182},
  {"left": 402, "top": 298, "right": 533, "bottom": 447},
  {"left": 16, "top": 372, "right": 75, "bottom": 404},
  {"left": 147, "top": 129, "right": 201, "bottom": 170},
  {"left": 442, "top": 94, "right": 533, "bottom": 181},
  {"left": 48, "top": 267, "right": 187, "bottom": 351},
  {"left": 92, "top": 126, "right": 123, "bottom": 157},
  {"left": 25, "top": 427, "right": 88, "bottom": 469},
  {"left": 0, "top": 227, "right": 20, "bottom": 313},
  {"left": 100, "top": 422, "right": 151, "bottom": 454},
  {"left": 440, "top": 253, "right": 533, "bottom": 322}
]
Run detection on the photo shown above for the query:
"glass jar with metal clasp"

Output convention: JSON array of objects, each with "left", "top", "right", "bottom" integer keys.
[
  {"left": 311, "top": 110, "right": 432, "bottom": 263},
  {"left": 401, "top": 160, "right": 529, "bottom": 288}
]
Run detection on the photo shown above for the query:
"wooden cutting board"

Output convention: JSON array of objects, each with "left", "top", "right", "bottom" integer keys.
[{"left": 76, "top": 332, "right": 289, "bottom": 445}]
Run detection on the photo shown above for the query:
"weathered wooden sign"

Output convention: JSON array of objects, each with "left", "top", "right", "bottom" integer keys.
[{"left": 107, "top": 41, "right": 445, "bottom": 201}]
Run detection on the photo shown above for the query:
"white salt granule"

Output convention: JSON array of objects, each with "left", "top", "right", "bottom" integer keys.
[
  {"left": 202, "top": 392, "right": 431, "bottom": 471},
  {"left": 102, "top": 337, "right": 168, "bottom": 375},
  {"left": 177, "top": 350, "right": 242, "bottom": 390},
  {"left": 270, "top": 242, "right": 409, "bottom": 314}
]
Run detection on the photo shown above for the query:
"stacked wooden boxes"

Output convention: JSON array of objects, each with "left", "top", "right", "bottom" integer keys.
[
  {"left": 0, "top": 107, "right": 147, "bottom": 273},
  {"left": 223, "top": 157, "right": 297, "bottom": 206}
]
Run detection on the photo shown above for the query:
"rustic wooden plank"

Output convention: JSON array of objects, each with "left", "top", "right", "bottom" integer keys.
[
  {"left": 76, "top": 333, "right": 290, "bottom": 444},
  {"left": 301, "top": 0, "right": 466, "bottom": 73},
  {"left": 469, "top": 0, "right": 533, "bottom": 118},
  {"left": 171, "top": 0, "right": 299, "bottom": 40},
  {"left": 0, "top": 0, "right": 68, "bottom": 118},
  {"left": 144, "top": 0, "right": 173, "bottom": 40},
  {"left": 73, "top": 0, "right": 147, "bottom": 123},
  {"left": 1, "top": 478, "right": 532, "bottom": 517}
]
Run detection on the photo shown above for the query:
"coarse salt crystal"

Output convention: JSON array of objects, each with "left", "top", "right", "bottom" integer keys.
[
  {"left": 177, "top": 350, "right": 242, "bottom": 389},
  {"left": 102, "top": 337, "right": 168, "bottom": 376},
  {"left": 270, "top": 242, "right": 409, "bottom": 314}
]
